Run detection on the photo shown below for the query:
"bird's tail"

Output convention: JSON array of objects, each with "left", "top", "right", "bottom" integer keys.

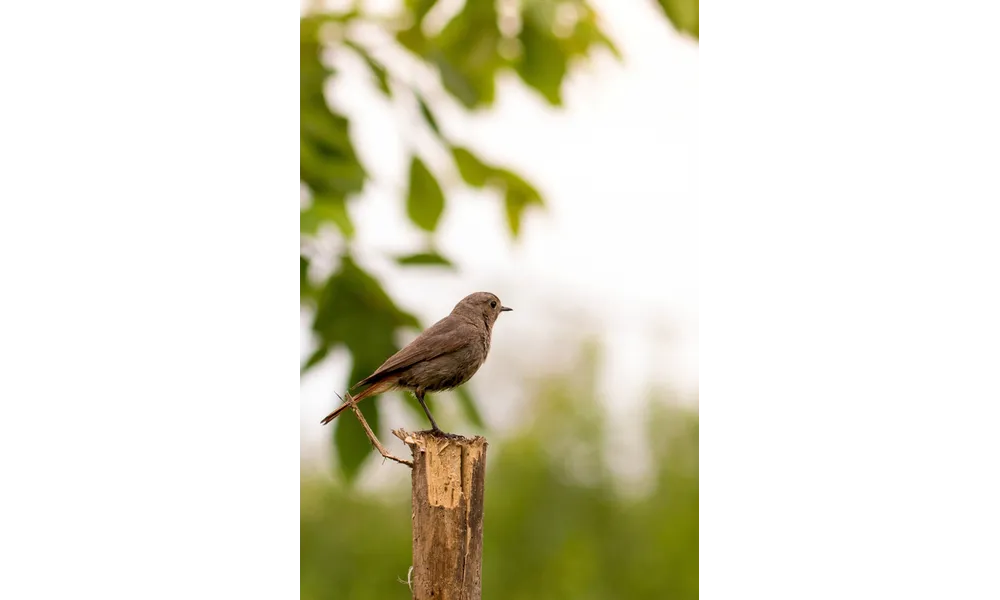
[{"left": 319, "top": 380, "right": 393, "bottom": 425}]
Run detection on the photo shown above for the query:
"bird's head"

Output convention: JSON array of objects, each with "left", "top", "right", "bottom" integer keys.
[{"left": 452, "top": 291, "right": 512, "bottom": 327}]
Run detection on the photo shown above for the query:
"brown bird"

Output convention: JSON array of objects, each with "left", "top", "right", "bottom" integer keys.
[{"left": 320, "top": 291, "right": 512, "bottom": 433}]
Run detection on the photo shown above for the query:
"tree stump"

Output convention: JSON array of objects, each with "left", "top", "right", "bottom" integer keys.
[{"left": 393, "top": 429, "right": 489, "bottom": 600}]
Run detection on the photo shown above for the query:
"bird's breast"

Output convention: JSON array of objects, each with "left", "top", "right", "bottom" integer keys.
[{"left": 479, "top": 315, "right": 494, "bottom": 356}]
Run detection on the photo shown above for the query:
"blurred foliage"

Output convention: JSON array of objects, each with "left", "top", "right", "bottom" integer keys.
[
  {"left": 656, "top": 0, "right": 699, "bottom": 38},
  {"left": 301, "top": 364, "right": 698, "bottom": 600},
  {"left": 301, "top": 0, "right": 698, "bottom": 482}
]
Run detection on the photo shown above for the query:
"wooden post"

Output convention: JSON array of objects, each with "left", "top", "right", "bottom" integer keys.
[{"left": 393, "top": 429, "right": 489, "bottom": 600}]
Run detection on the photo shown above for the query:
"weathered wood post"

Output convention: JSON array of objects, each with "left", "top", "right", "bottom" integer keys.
[{"left": 394, "top": 429, "right": 489, "bottom": 600}]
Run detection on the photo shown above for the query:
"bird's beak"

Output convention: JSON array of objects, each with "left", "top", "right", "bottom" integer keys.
[{"left": 501, "top": 306, "right": 513, "bottom": 312}]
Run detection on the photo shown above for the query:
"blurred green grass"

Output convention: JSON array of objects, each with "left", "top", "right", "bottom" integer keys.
[{"left": 302, "top": 366, "right": 698, "bottom": 600}]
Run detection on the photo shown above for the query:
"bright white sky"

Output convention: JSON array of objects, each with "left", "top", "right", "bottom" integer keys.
[{"left": 301, "top": 0, "right": 698, "bottom": 466}]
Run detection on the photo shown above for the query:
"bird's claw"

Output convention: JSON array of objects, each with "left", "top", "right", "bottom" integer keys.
[{"left": 419, "top": 427, "right": 463, "bottom": 439}]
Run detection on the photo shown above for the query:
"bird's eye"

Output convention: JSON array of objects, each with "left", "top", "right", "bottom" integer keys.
[{"left": 490, "top": 300, "right": 497, "bottom": 308}]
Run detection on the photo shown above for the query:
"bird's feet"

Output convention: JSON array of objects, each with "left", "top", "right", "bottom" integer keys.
[{"left": 418, "top": 427, "right": 464, "bottom": 439}]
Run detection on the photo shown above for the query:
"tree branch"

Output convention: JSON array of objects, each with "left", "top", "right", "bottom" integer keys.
[{"left": 336, "top": 392, "right": 413, "bottom": 468}]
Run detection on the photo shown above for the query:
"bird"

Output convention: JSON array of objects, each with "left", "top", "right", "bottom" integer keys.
[{"left": 320, "top": 291, "right": 512, "bottom": 433}]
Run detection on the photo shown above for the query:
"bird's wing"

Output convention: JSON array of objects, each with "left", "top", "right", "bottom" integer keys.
[{"left": 352, "top": 316, "right": 474, "bottom": 389}]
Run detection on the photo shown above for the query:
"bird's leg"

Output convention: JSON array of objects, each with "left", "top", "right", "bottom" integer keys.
[{"left": 416, "top": 391, "right": 443, "bottom": 434}]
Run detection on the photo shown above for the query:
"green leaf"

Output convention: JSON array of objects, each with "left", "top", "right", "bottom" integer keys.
[
  {"left": 416, "top": 93, "right": 442, "bottom": 138},
  {"left": 455, "top": 386, "right": 485, "bottom": 429},
  {"left": 656, "top": 0, "right": 699, "bottom": 39},
  {"left": 312, "top": 255, "right": 420, "bottom": 352},
  {"left": 301, "top": 255, "right": 315, "bottom": 304},
  {"left": 300, "top": 108, "right": 367, "bottom": 197},
  {"left": 559, "top": 8, "right": 623, "bottom": 60},
  {"left": 505, "top": 192, "right": 529, "bottom": 237},
  {"left": 424, "top": 0, "right": 502, "bottom": 108},
  {"left": 396, "top": 252, "right": 455, "bottom": 268},
  {"left": 345, "top": 41, "right": 392, "bottom": 96},
  {"left": 301, "top": 344, "right": 329, "bottom": 374},
  {"left": 406, "top": 0, "right": 438, "bottom": 23},
  {"left": 406, "top": 157, "right": 446, "bottom": 232},
  {"left": 314, "top": 258, "right": 422, "bottom": 482},
  {"left": 300, "top": 26, "right": 367, "bottom": 200},
  {"left": 515, "top": 18, "right": 568, "bottom": 105},
  {"left": 396, "top": 24, "right": 428, "bottom": 57},
  {"left": 431, "top": 53, "right": 484, "bottom": 108},
  {"left": 493, "top": 168, "right": 544, "bottom": 237},
  {"left": 333, "top": 390, "right": 380, "bottom": 482},
  {"left": 301, "top": 194, "right": 354, "bottom": 239},
  {"left": 451, "top": 146, "right": 491, "bottom": 188},
  {"left": 300, "top": 19, "right": 334, "bottom": 109}
]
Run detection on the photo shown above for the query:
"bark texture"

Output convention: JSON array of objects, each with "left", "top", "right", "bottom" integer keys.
[{"left": 394, "top": 429, "right": 488, "bottom": 600}]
